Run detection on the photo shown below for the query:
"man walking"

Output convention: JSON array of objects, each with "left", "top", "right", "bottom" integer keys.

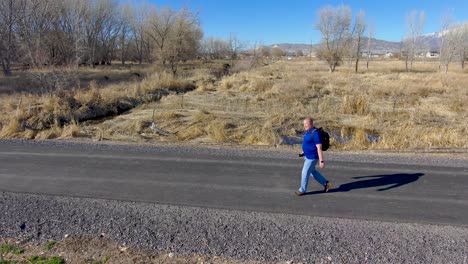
[{"left": 296, "top": 117, "right": 331, "bottom": 196}]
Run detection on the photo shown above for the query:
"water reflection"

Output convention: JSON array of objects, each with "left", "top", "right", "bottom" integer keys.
[{"left": 280, "top": 127, "right": 380, "bottom": 146}]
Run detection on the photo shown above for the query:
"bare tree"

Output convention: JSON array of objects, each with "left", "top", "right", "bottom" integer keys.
[
  {"left": 145, "top": 6, "right": 201, "bottom": 75},
  {"left": 259, "top": 45, "right": 271, "bottom": 57},
  {"left": 145, "top": 6, "right": 176, "bottom": 66},
  {"left": 200, "top": 37, "right": 233, "bottom": 60},
  {"left": 0, "top": 0, "right": 17, "bottom": 76},
  {"left": 315, "top": 5, "right": 352, "bottom": 72},
  {"left": 11, "top": 0, "right": 83, "bottom": 93},
  {"left": 81, "top": 0, "right": 119, "bottom": 66},
  {"left": 403, "top": 10, "right": 425, "bottom": 72},
  {"left": 166, "top": 7, "right": 202, "bottom": 75},
  {"left": 440, "top": 23, "right": 467, "bottom": 73},
  {"left": 457, "top": 22, "right": 468, "bottom": 70},
  {"left": 353, "top": 10, "right": 366, "bottom": 73},
  {"left": 15, "top": 0, "right": 58, "bottom": 68},
  {"left": 228, "top": 33, "right": 244, "bottom": 60},
  {"left": 308, "top": 39, "right": 314, "bottom": 60},
  {"left": 438, "top": 12, "right": 453, "bottom": 71},
  {"left": 365, "top": 24, "right": 375, "bottom": 70},
  {"left": 199, "top": 38, "right": 212, "bottom": 61},
  {"left": 129, "top": 3, "right": 150, "bottom": 64},
  {"left": 51, "top": 0, "right": 89, "bottom": 66},
  {"left": 271, "top": 46, "right": 284, "bottom": 58},
  {"left": 0, "top": 0, "right": 203, "bottom": 75},
  {"left": 117, "top": 3, "right": 133, "bottom": 65}
]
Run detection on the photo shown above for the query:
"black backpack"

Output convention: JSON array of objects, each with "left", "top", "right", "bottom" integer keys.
[{"left": 313, "top": 127, "right": 330, "bottom": 151}]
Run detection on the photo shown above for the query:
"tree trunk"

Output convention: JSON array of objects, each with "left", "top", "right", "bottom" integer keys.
[
  {"left": 120, "top": 45, "right": 126, "bottom": 65},
  {"left": 355, "top": 35, "right": 361, "bottom": 73},
  {"left": 405, "top": 55, "right": 409, "bottom": 72},
  {"left": 438, "top": 38, "right": 444, "bottom": 72},
  {"left": 170, "top": 60, "right": 177, "bottom": 76},
  {"left": 2, "top": 59, "right": 12, "bottom": 76},
  {"left": 3, "top": 0, "right": 13, "bottom": 77},
  {"left": 462, "top": 48, "right": 465, "bottom": 69},
  {"left": 410, "top": 56, "right": 413, "bottom": 71},
  {"left": 355, "top": 57, "right": 359, "bottom": 73}
]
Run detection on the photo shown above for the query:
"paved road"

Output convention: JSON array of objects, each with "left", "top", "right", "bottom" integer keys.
[{"left": 1, "top": 141, "right": 467, "bottom": 227}]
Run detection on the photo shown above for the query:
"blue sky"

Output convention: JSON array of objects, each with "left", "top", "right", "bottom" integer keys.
[{"left": 144, "top": 0, "right": 468, "bottom": 45}]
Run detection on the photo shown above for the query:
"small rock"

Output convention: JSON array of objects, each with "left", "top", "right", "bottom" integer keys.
[{"left": 119, "top": 246, "right": 128, "bottom": 252}]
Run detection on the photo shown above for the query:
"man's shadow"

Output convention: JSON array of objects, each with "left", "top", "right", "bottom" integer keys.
[{"left": 304, "top": 173, "right": 424, "bottom": 195}]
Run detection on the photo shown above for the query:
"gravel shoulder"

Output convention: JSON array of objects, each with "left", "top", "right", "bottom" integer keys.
[
  {"left": 1, "top": 192, "right": 467, "bottom": 263},
  {"left": 1, "top": 139, "right": 467, "bottom": 263}
]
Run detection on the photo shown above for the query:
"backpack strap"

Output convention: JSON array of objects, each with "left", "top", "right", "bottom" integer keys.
[{"left": 311, "top": 128, "right": 318, "bottom": 143}]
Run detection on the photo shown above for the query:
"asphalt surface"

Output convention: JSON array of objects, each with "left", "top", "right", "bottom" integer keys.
[
  {"left": 1, "top": 140, "right": 467, "bottom": 263},
  {"left": 0, "top": 140, "right": 467, "bottom": 227}
]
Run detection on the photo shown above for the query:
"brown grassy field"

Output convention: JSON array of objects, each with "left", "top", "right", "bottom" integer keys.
[{"left": 0, "top": 59, "right": 467, "bottom": 150}]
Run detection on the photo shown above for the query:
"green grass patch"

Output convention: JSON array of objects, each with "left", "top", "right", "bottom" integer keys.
[
  {"left": 90, "top": 256, "right": 109, "bottom": 264},
  {"left": 1, "top": 243, "right": 14, "bottom": 254},
  {"left": 0, "top": 260, "right": 18, "bottom": 264},
  {"left": 29, "top": 256, "right": 65, "bottom": 264},
  {"left": 0, "top": 259, "right": 18, "bottom": 264},
  {"left": 12, "top": 248, "right": 24, "bottom": 255},
  {"left": 44, "top": 241, "right": 57, "bottom": 251}
]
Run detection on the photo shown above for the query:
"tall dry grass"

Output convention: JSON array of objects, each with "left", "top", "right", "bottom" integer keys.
[
  {"left": 1, "top": 59, "right": 466, "bottom": 150},
  {"left": 0, "top": 70, "right": 193, "bottom": 140},
  {"left": 119, "top": 59, "right": 466, "bottom": 149}
]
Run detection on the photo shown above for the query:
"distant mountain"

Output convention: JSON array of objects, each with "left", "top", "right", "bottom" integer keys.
[
  {"left": 270, "top": 43, "right": 315, "bottom": 55},
  {"left": 418, "top": 33, "right": 444, "bottom": 51},
  {"left": 271, "top": 39, "right": 401, "bottom": 56},
  {"left": 271, "top": 33, "right": 444, "bottom": 55}
]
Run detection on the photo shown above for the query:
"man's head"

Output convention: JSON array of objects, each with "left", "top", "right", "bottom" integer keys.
[{"left": 303, "top": 118, "right": 313, "bottom": 131}]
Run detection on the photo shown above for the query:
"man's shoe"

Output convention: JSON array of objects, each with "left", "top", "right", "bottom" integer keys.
[
  {"left": 324, "top": 181, "right": 331, "bottom": 193},
  {"left": 295, "top": 191, "right": 305, "bottom": 196}
]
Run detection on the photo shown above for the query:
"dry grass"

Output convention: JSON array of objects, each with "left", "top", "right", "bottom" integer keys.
[
  {"left": 177, "top": 125, "right": 205, "bottom": 140},
  {"left": 1, "top": 59, "right": 467, "bottom": 150},
  {"left": 206, "top": 120, "right": 229, "bottom": 142},
  {"left": 0, "top": 68, "right": 193, "bottom": 140},
  {"left": 341, "top": 95, "right": 369, "bottom": 115}
]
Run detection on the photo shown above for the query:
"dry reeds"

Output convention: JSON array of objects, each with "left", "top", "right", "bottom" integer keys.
[
  {"left": 0, "top": 69, "right": 194, "bottom": 140},
  {"left": 341, "top": 95, "right": 369, "bottom": 115},
  {"left": 177, "top": 125, "right": 205, "bottom": 140},
  {"left": 1, "top": 59, "right": 466, "bottom": 150},
  {"left": 207, "top": 120, "right": 228, "bottom": 142}
]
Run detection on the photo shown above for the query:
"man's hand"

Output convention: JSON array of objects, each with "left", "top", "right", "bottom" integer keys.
[
  {"left": 299, "top": 152, "right": 304, "bottom": 157},
  {"left": 319, "top": 161, "right": 325, "bottom": 169}
]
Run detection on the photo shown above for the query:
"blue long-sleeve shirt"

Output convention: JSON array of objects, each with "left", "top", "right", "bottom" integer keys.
[{"left": 302, "top": 128, "right": 321, "bottom": 159}]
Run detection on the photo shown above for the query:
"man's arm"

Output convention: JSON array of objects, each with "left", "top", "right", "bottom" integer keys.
[{"left": 316, "top": 143, "right": 324, "bottom": 168}]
